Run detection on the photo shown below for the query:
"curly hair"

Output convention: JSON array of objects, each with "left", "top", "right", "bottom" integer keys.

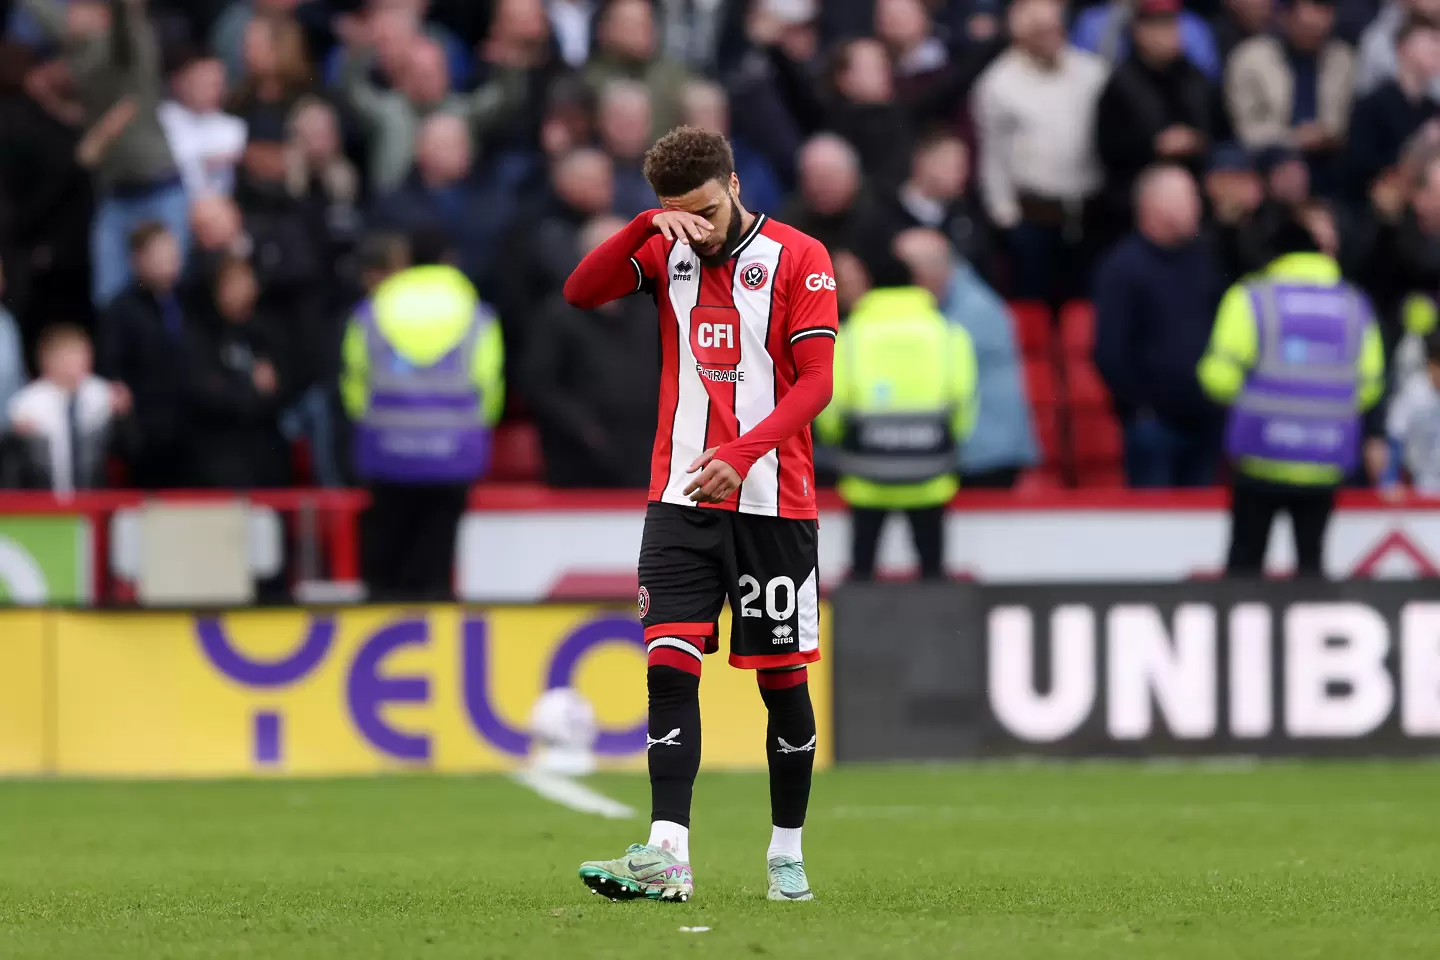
[{"left": 642, "top": 125, "right": 735, "bottom": 198}]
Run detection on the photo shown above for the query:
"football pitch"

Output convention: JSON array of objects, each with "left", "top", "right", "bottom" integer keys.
[{"left": 1, "top": 762, "right": 1437, "bottom": 959}]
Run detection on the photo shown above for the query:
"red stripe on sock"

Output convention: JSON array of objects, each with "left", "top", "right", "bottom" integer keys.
[
  {"left": 757, "top": 667, "right": 808, "bottom": 690},
  {"left": 649, "top": 646, "right": 703, "bottom": 676}
]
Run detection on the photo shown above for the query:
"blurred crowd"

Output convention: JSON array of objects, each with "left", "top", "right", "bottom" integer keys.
[{"left": 0, "top": 0, "right": 1439, "bottom": 495}]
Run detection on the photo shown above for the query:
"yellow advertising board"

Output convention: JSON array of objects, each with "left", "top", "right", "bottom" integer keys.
[
  {"left": 31, "top": 605, "right": 831, "bottom": 777},
  {"left": 0, "top": 611, "right": 47, "bottom": 774}
]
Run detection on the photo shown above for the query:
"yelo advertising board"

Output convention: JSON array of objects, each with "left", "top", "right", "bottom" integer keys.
[{"left": 0, "top": 605, "right": 831, "bottom": 776}]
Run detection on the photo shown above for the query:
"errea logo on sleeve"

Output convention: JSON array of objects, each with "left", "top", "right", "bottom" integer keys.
[{"left": 805, "top": 273, "right": 837, "bottom": 292}]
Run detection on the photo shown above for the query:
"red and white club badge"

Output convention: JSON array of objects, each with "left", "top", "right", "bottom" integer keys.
[
  {"left": 638, "top": 586, "right": 650, "bottom": 619},
  {"left": 741, "top": 262, "right": 768, "bottom": 290}
]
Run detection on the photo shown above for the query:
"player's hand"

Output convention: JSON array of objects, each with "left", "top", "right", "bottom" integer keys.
[
  {"left": 652, "top": 211, "right": 713, "bottom": 246},
  {"left": 684, "top": 447, "right": 742, "bottom": 503}
]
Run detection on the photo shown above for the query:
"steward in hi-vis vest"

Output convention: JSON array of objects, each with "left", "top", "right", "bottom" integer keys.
[
  {"left": 1198, "top": 213, "right": 1384, "bottom": 578},
  {"left": 341, "top": 247, "right": 504, "bottom": 601},
  {"left": 817, "top": 284, "right": 977, "bottom": 581}
]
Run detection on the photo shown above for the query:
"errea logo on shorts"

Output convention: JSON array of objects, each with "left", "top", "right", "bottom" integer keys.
[{"left": 805, "top": 272, "right": 837, "bottom": 292}]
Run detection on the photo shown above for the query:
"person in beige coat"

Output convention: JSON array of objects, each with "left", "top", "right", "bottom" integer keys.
[{"left": 1224, "top": 0, "right": 1356, "bottom": 156}]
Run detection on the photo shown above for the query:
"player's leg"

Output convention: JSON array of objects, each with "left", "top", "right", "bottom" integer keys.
[
  {"left": 758, "top": 665, "right": 816, "bottom": 901},
  {"left": 579, "top": 504, "right": 725, "bottom": 902},
  {"left": 728, "top": 514, "right": 821, "bottom": 901}
]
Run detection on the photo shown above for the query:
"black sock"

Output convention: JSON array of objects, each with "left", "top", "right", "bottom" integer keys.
[
  {"left": 648, "top": 664, "right": 701, "bottom": 827},
  {"left": 759, "top": 672, "right": 816, "bottom": 829}
]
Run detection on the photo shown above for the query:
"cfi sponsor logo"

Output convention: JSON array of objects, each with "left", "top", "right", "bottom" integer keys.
[
  {"left": 804, "top": 272, "right": 836, "bottom": 292},
  {"left": 638, "top": 585, "right": 650, "bottom": 619},
  {"left": 741, "top": 262, "right": 769, "bottom": 290}
]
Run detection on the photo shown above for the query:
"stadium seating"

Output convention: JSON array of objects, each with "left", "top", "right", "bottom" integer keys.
[{"left": 1007, "top": 300, "right": 1125, "bottom": 489}]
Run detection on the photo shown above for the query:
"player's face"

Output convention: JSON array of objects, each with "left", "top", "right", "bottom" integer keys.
[{"left": 659, "top": 173, "right": 745, "bottom": 267}]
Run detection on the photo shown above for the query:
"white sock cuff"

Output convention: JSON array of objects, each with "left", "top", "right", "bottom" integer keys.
[
  {"left": 648, "top": 819, "right": 690, "bottom": 862},
  {"left": 767, "top": 825, "right": 803, "bottom": 862}
]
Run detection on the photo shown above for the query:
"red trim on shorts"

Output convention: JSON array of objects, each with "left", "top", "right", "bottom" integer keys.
[
  {"left": 648, "top": 646, "right": 703, "bottom": 676},
  {"left": 644, "top": 622, "right": 716, "bottom": 641},
  {"left": 729, "top": 648, "right": 821, "bottom": 671},
  {"left": 756, "top": 666, "right": 809, "bottom": 689}
]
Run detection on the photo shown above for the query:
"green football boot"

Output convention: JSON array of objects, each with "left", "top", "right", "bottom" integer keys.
[
  {"left": 766, "top": 855, "right": 813, "bottom": 901},
  {"left": 579, "top": 844, "right": 694, "bottom": 902}
]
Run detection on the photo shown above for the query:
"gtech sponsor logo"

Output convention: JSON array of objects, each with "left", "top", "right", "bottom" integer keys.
[{"left": 805, "top": 273, "right": 837, "bottom": 292}]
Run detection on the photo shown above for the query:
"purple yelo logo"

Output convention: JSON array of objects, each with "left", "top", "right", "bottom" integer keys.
[{"left": 193, "top": 614, "right": 646, "bottom": 767}]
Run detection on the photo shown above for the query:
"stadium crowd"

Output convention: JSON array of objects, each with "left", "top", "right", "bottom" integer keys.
[{"left": 0, "top": 0, "right": 1438, "bottom": 495}]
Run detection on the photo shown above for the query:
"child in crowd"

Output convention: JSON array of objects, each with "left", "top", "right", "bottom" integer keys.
[
  {"left": 7, "top": 326, "right": 131, "bottom": 495},
  {"left": 1383, "top": 330, "right": 1440, "bottom": 495},
  {"left": 159, "top": 54, "right": 248, "bottom": 198}
]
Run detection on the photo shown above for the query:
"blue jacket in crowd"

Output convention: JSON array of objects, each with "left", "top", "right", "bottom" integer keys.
[
  {"left": 1093, "top": 232, "right": 1226, "bottom": 426},
  {"left": 941, "top": 262, "right": 1039, "bottom": 475}
]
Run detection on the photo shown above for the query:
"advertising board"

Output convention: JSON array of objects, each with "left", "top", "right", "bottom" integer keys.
[{"left": 1, "top": 605, "right": 832, "bottom": 777}]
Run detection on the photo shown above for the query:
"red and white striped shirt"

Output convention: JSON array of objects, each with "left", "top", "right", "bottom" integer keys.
[{"left": 626, "top": 214, "right": 838, "bottom": 519}]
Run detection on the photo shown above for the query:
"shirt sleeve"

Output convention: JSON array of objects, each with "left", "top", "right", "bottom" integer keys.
[
  {"left": 785, "top": 240, "right": 840, "bottom": 345},
  {"left": 630, "top": 234, "right": 667, "bottom": 296}
]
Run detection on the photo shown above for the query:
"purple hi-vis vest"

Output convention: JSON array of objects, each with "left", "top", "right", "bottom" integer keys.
[
  {"left": 355, "top": 300, "right": 491, "bottom": 484},
  {"left": 1225, "top": 281, "right": 1370, "bottom": 471}
]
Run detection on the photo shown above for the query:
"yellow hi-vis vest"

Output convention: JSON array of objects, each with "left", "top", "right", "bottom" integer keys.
[{"left": 816, "top": 287, "right": 978, "bottom": 510}]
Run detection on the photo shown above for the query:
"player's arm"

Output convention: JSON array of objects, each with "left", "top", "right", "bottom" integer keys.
[
  {"left": 1197, "top": 284, "right": 1259, "bottom": 406},
  {"left": 563, "top": 209, "right": 712, "bottom": 309}
]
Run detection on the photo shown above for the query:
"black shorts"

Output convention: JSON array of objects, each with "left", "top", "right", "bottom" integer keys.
[{"left": 637, "top": 502, "right": 821, "bottom": 670}]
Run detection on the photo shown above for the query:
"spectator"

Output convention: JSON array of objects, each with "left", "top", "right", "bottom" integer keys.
[
  {"left": 894, "top": 227, "right": 1039, "bottom": 488},
  {"left": 596, "top": 80, "right": 657, "bottom": 219},
  {"left": 972, "top": 0, "right": 1108, "bottom": 301},
  {"left": 724, "top": 0, "right": 819, "bottom": 188},
  {"left": 1381, "top": 328, "right": 1440, "bottom": 493},
  {"left": 325, "top": 0, "right": 472, "bottom": 90},
  {"left": 680, "top": 80, "right": 784, "bottom": 214},
  {"left": 1212, "top": 0, "right": 1276, "bottom": 61},
  {"left": 369, "top": 114, "right": 513, "bottom": 291},
  {"left": 549, "top": 0, "right": 599, "bottom": 68},
  {"left": 1358, "top": 149, "right": 1440, "bottom": 353},
  {"left": 780, "top": 134, "right": 869, "bottom": 254},
  {"left": 337, "top": 26, "right": 528, "bottom": 194},
  {"left": 1073, "top": 0, "right": 1223, "bottom": 78},
  {"left": 210, "top": 0, "right": 302, "bottom": 84},
  {"left": 495, "top": 147, "right": 613, "bottom": 357},
  {"left": 1224, "top": 0, "right": 1356, "bottom": 191},
  {"left": 1093, "top": 165, "right": 1226, "bottom": 487},
  {"left": 833, "top": 248, "right": 872, "bottom": 315},
  {"left": 584, "top": 0, "right": 690, "bottom": 140},
  {"left": 824, "top": 38, "right": 913, "bottom": 187},
  {"left": 537, "top": 75, "right": 598, "bottom": 163},
  {"left": 186, "top": 192, "right": 249, "bottom": 278},
  {"left": 229, "top": 10, "right": 312, "bottom": 166},
  {"left": 0, "top": 52, "right": 97, "bottom": 334},
  {"left": 159, "top": 53, "right": 247, "bottom": 198},
  {"left": 284, "top": 97, "right": 361, "bottom": 266},
  {"left": 6, "top": 324, "right": 130, "bottom": 494},
  {"left": 1356, "top": 0, "right": 1440, "bottom": 97},
  {"left": 98, "top": 221, "right": 191, "bottom": 488},
  {"left": 864, "top": 132, "right": 993, "bottom": 281},
  {"left": 186, "top": 254, "right": 290, "bottom": 488},
  {"left": 1347, "top": 17, "right": 1440, "bottom": 196},
  {"left": 1204, "top": 143, "right": 1269, "bottom": 278},
  {"left": 658, "top": 0, "right": 730, "bottom": 72},
  {"left": 1096, "top": 0, "right": 1221, "bottom": 232},
  {"left": 874, "top": 0, "right": 953, "bottom": 101},
  {"left": 0, "top": 259, "right": 25, "bottom": 433},
  {"left": 23, "top": 0, "right": 188, "bottom": 306},
  {"left": 524, "top": 215, "right": 660, "bottom": 488}
]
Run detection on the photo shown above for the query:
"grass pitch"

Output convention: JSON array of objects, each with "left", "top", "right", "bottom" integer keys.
[{"left": 1, "top": 762, "right": 1438, "bottom": 959}]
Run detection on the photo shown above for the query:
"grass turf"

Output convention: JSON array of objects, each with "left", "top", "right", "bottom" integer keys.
[{"left": 1, "top": 762, "right": 1438, "bottom": 958}]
